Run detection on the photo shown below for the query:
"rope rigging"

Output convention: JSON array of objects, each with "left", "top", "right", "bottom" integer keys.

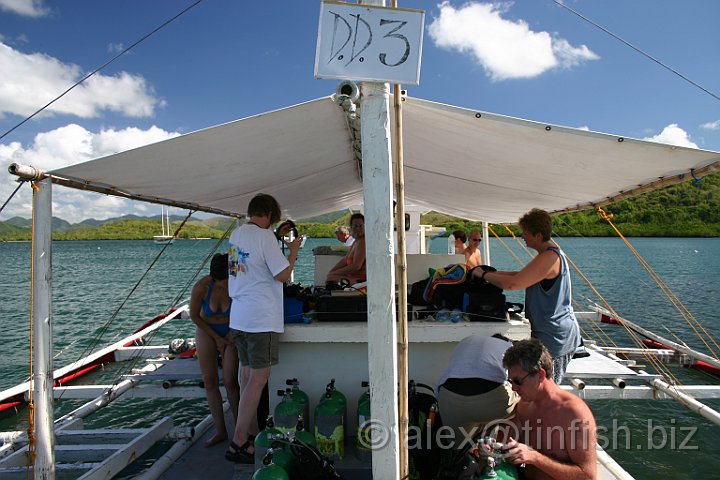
[
  {"left": 551, "top": 0, "right": 720, "bottom": 103},
  {"left": 0, "top": 0, "right": 206, "bottom": 142},
  {"left": 596, "top": 207, "right": 720, "bottom": 361},
  {"left": 0, "top": 181, "right": 27, "bottom": 216},
  {"left": 52, "top": 210, "right": 202, "bottom": 402},
  {"left": 106, "top": 220, "right": 235, "bottom": 391}
]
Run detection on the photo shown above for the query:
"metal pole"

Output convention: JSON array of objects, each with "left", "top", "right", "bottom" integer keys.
[
  {"left": 32, "top": 177, "right": 55, "bottom": 479},
  {"left": 482, "top": 221, "right": 491, "bottom": 265},
  {"left": 650, "top": 376, "right": 720, "bottom": 426}
]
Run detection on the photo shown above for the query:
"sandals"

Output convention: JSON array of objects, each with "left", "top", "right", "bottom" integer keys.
[{"left": 225, "top": 440, "right": 254, "bottom": 464}]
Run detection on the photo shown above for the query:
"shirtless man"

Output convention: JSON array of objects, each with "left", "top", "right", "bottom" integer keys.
[
  {"left": 501, "top": 338, "right": 597, "bottom": 480},
  {"left": 465, "top": 230, "right": 483, "bottom": 268}
]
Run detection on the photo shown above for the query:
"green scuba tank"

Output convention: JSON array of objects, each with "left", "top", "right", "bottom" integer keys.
[
  {"left": 357, "top": 380, "right": 370, "bottom": 412},
  {"left": 314, "top": 390, "right": 344, "bottom": 460},
  {"left": 255, "top": 415, "right": 283, "bottom": 471},
  {"left": 326, "top": 378, "right": 347, "bottom": 409},
  {"left": 268, "top": 446, "right": 296, "bottom": 474},
  {"left": 356, "top": 381, "right": 372, "bottom": 462},
  {"left": 286, "top": 378, "right": 310, "bottom": 429},
  {"left": 252, "top": 450, "right": 289, "bottom": 480},
  {"left": 274, "top": 388, "right": 303, "bottom": 435},
  {"left": 294, "top": 414, "right": 317, "bottom": 447},
  {"left": 478, "top": 438, "right": 519, "bottom": 480},
  {"left": 324, "top": 378, "right": 347, "bottom": 428},
  {"left": 479, "top": 460, "right": 519, "bottom": 479}
]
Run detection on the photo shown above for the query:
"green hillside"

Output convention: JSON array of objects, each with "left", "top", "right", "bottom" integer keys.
[
  {"left": 1, "top": 172, "right": 718, "bottom": 240},
  {"left": 53, "top": 219, "right": 227, "bottom": 241},
  {"left": 421, "top": 172, "right": 720, "bottom": 237}
]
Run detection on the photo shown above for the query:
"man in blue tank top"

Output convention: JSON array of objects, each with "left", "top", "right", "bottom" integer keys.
[{"left": 471, "top": 208, "right": 580, "bottom": 383}]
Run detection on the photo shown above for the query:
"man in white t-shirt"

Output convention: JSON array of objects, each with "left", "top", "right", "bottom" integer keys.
[
  {"left": 334, "top": 225, "right": 355, "bottom": 246},
  {"left": 225, "top": 193, "right": 302, "bottom": 464},
  {"left": 436, "top": 334, "right": 519, "bottom": 448}
]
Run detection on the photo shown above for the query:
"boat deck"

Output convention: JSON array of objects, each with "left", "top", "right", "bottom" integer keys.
[{"left": 157, "top": 408, "right": 253, "bottom": 480}]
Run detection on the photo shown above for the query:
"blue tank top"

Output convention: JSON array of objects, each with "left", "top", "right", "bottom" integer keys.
[
  {"left": 202, "top": 279, "right": 231, "bottom": 317},
  {"left": 524, "top": 246, "right": 580, "bottom": 357}
]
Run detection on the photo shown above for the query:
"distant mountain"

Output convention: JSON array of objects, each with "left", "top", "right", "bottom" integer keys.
[
  {"left": 3, "top": 217, "right": 31, "bottom": 228},
  {"left": 78, "top": 214, "right": 147, "bottom": 227},
  {"left": 4, "top": 216, "right": 74, "bottom": 231},
  {"left": 0, "top": 221, "right": 26, "bottom": 236},
  {"left": 195, "top": 217, "right": 235, "bottom": 231}
]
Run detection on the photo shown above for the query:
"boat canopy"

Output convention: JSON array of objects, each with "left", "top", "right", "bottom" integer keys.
[{"left": 48, "top": 95, "right": 720, "bottom": 223}]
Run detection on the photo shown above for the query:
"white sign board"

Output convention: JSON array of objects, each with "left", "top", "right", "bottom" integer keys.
[{"left": 315, "top": 1, "right": 424, "bottom": 85}]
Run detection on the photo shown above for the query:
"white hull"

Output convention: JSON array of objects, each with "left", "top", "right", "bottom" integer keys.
[{"left": 152, "top": 235, "right": 175, "bottom": 245}]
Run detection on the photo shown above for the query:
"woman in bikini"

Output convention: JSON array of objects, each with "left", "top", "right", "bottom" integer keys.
[
  {"left": 190, "top": 253, "right": 240, "bottom": 447},
  {"left": 326, "top": 213, "right": 366, "bottom": 284}
]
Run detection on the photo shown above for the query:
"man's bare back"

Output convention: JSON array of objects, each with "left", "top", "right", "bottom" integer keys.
[{"left": 514, "top": 390, "right": 596, "bottom": 479}]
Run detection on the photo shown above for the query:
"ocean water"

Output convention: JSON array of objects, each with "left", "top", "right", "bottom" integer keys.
[{"left": 1, "top": 236, "right": 719, "bottom": 478}]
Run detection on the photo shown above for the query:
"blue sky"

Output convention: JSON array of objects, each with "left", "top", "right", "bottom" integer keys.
[{"left": 1, "top": 0, "right": 719, "bottom": 223}]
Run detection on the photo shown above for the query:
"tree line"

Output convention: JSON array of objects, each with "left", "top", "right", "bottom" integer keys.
[{"left": 1, "top": 172, "right": 718, "bottom": 241}]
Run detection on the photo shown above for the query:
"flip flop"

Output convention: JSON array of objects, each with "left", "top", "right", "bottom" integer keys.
[{"left": 225, "top": 440, "right": 253, "bottom": 464}]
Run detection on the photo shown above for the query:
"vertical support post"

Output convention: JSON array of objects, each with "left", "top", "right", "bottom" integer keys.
[
  {"left": 32, "top": 177, "right": 54, "bottom": 479},
  {"left": 482, "top": 221, "right": 491, "bottom": 265},
  {"left": 361, "top": 80, "right": 400, "bottom": 477},
  {"left": 393, "top": 81, "right": 409, "bottom": 479}
]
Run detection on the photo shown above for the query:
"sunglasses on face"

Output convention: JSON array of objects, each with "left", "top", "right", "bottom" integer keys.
[
  {"left": 471, "top": 238, "right": 481, "bottom": 242},
  {"left": 510, "top": 371, "right": 535, "bottom": 386}
]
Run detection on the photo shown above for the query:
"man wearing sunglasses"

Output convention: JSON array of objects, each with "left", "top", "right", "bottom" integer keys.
[
  {"left": 465, "top": 229, "right": 483, "bottom": 268},
  {"left": 501, "top": 339, "right": 597, "bottom": 480}
]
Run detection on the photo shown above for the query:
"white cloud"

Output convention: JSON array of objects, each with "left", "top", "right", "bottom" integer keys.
[
  {"left": 700, "top": 120, "right": 720, "bottom": 131},
  {"left": 107, "top": 43, "right": 125, "bottom": 54},
  {"left": 643, "top": 124, "right": 697, "bottom": 148},
  {"left": 427, "top": 1, "right": 599, "bottom": 81},
  {"left": 0, "top": 0, "right": 49, "bottom": 17},
  {"left": 0, "top": 42, "right": 164, "bottom": 119},
  {"left": 1, "top": 124, "right": 180, "bottom": 223}
]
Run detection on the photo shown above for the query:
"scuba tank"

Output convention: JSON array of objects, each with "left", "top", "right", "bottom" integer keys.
[
  {"left": 357, "top": 380, "right": 370, "bottom": 412},
  {"left": 314, "top": 390, "right": 345, "bottom": 460},
  {"left": 286, "top": 378, "right": 310, "bottom": 429},
  {"left": 294, "top": 414, "right": 316, "bottom": 447},
  {"left": 478, "top": 437, "right": 519, "bottom": 480},
  {"left": 324, "top": 378, "right": 347, "bottom": 428},
  {"left": 252, "top": 450, "right": 290, "bottom": 480},
  {"left": 356, "top": 380, "right": 372, "bottom": 462},
  {"left": 274, "top": 388, "right": 303, "bottom": 435},
  {"left": 255, "top": 415, "right": 283, "bottom": 472},
  {"left": 268, "top": 445, "right": 296, "bottom": 474}
]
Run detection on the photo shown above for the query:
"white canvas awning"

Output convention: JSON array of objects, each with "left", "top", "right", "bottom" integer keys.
[{"left": 47, "top": 96, "right": 720, "bottom": 223}]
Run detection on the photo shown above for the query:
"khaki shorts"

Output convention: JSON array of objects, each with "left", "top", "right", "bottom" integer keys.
[
  {"left": 231, "top": 329, "right": 279, "bottom": 369},
  {"left": 438, "top": 383, "right": 519, "bottom": 448}
]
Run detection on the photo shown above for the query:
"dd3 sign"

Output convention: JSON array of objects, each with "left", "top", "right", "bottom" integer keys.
[{"left": 314, "top": 1, "right": 424, "bottom": 85}]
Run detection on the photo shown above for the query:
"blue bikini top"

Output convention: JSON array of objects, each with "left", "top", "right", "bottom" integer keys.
[{"left": 201, "top": 279, "right": 231, "bottom": 317}]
